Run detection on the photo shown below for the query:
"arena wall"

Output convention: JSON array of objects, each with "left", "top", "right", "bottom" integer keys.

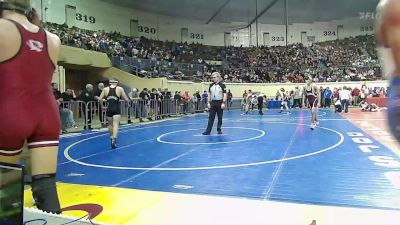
[{"left": 32, "top": 0, "right": 376, "bottom": 47}]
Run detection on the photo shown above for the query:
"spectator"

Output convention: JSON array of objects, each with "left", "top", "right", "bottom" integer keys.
[
  {"left": 60, "top": 88, "right": 78, "bottom": 133},
  {"left": 339, "top": 86, "right": 352, "bottom": 113},
  {"left": 227, "top": 90, "right": 233, "bottom": 110},
  {"left": 127, "top": 88, "right": 139, "bottom": 123},
  {"left": 94, "top": 82, "right": 106, "bottom": 127},
  {"left": 292, "top": 86, "right": 303, "bottom": 109},
  {"left": 78, "top": 84, "right": 96, "bottom": 129},
  {"left": 201, "top": 90, "right": 208, "bottom": 110},
  {"left": 138, "top": 88, "right": 150, "bottom": 122},
  {"left": 174, "top": 91, "right": 182, "bottom": 114},
  {"left": 182, "top": 91, "right": 190, "bottom": 114},
  {"left": 324, "top": 87, "right": 333, "bottom": 108},
  {"left": 352, "top": 86, "right": 360, "bottom": 106}
]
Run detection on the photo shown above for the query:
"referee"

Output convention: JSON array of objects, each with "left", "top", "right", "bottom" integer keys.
[{"left": 202, "top": 72, "right": 227, "bottom": 135}]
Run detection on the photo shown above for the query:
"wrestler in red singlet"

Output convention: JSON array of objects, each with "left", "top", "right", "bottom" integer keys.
[
  {"left": 0, "top": 0, "right": 62, "bottom": 214},
  {"left": 303, "top": 78, "right": 320, "bottom": 130},
  {"left": 0, "top": 20, "right": 60, "bottom": 153}
]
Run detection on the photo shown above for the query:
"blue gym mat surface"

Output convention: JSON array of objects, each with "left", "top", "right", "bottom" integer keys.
[{"left": 57, "top": 109, "right": 400, "bottom": 210}]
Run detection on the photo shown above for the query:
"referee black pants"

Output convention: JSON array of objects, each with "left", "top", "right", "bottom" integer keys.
[{"left": 205, "top": 100, "right": 223, "bottom": 133}]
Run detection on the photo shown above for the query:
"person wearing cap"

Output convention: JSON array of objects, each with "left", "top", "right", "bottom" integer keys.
[
  {"left": 202, "top": 72, "right": 227, "bottom": 135},
  {"left": 98, "top": 78, "right": 130, "bottom": 149},
  {"left": 0, "top": 0, "right": 62, "bottom": 213},
  {"left": 376, "top": 0, "right": 400, "bottom": 142}
]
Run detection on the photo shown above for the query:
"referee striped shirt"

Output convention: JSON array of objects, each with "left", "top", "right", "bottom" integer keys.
[{"left": 209, "top": 82, "right": 227, "bottom": 101}]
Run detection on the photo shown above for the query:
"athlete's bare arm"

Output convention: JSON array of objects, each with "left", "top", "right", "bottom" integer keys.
[
  {"left": 98, "top": 87, "right": 109, "bottom": 101},
  {"left": 315, "top": 86, "right": 321, "bottom": 107},
  {"left": 45, "top": 31, "right": 61, "bottom": 66},
  {"left": 0, "top": 13, "right": 60, "bottom": 65},
  {"left": 118, "top": 87, "right": 130, "bottom": 101},
  {"left": 0, "top": 19, "right": 20, "bottom": 62}
]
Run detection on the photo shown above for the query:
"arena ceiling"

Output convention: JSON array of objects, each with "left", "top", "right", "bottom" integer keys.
[{"left": 98, "top": 0, "right": 380, "bottom": 25}]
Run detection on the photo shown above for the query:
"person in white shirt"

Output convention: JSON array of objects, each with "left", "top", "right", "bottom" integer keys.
[
  {"left": 334, "top": 99, "right": 342, "bottom": 113},
  {"left": 292, "top": 87, "right": 303, "bottom": 109},
  {"left": 279, "top": 88, "right": 291, "bottom": 114},
  {"left": 339, "top": 86, "right": 352, "bottom": 113},
  {"left": 191, "top": 93, "right": 198, "bottom": 113}
]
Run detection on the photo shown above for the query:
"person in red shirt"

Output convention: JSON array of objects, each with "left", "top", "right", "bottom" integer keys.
[
  {"left": 182, "top": 91, "right": 190, "bottom": 113},
  {"left": 0, "top": 0, "right": 62, "bottom": 213},
  {"left": 332, "top": 88, "right": 339, "bottom": 101},
  {"left": 352, "top": 87, "right": 360, "bottom": 106}
]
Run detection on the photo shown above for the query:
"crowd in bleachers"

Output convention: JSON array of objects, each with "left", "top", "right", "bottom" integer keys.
[
  {"left": 44, "top": 22, "right": 223, "bottom": 62},
  {"left": 45, "top": 22, "right": 382, "bottom": 83},
  {"left": 312, "top": 35, "right": 378, "bottom": 67}
]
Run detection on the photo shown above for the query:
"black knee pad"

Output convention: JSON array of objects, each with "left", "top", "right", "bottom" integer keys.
[{"left": 31, "top": 174, "right": 61, "bottom": 214}]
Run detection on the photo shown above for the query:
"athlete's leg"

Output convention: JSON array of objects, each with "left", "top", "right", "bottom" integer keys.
[
  {"left": 106, "top": 116, "right": 113, "bottom": 137},
  {"left": 245, "top": 103, "right": 250, "bottom": 114},
  {"left": 309, "top": 106, "right": 318, "bottom": 130},
  {"left": 0, "top": 151, "right": 23, "bottom": 164},
  {"left": 30, "top": 147, "right": 57, "bottom": 179},
  {"left": 106, "top": 116, "right": 117, "bottom": 148},
  {"left": 309, "top": 107, "right": 315, "bottom": 130},
  {"left": 312, "top": 106, "right": 317, "bottom": 123},
  {"left": 30, "top": 146, "right": 61, "bottom": 214},
  {"left": 112, "top": 115, "right": 122, "bottom": 139}
]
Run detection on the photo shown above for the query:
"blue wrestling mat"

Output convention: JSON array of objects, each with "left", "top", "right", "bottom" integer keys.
[{"left": 57, "top": 109, "right": 400, "bottom": 210}]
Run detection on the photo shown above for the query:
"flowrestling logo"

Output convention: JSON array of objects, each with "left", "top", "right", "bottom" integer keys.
[{"left": 359, "top": 12, "right": 381, "bottom": 20}]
